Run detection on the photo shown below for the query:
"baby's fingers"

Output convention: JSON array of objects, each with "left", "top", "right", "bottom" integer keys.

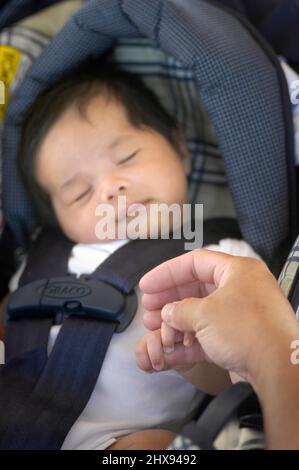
[
  {"left": 183, "top": 332, "right": 196, "bottom": 348},
  {"left": 135, "top": 334, "right": 153, "bottom": 372},
  {"left": 161, "top": 321, "right": 183, "bottom": 354},
  {"left": 146, "top": 330, "right": 165, "bottom": 371},
  {"left": 135, "top": 331, "right": 165, "bottom": 372}
]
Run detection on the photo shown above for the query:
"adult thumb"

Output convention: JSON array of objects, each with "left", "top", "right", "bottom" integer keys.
[{"left": 161, "top": 297, "right": 205, "bottom": 333}]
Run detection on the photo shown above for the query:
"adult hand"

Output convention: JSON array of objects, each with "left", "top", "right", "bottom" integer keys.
[{"left": 136, "top": 249, "right": 298, "bottom": 388}]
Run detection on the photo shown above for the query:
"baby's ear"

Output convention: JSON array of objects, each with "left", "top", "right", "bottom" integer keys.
[{"left": 175, "top": 129, "right": 191, "bottom": 175}]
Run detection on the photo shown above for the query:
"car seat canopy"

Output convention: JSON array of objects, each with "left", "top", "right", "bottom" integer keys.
[{"left": 2, "top": 0, "right": 296, "bottom": 262}]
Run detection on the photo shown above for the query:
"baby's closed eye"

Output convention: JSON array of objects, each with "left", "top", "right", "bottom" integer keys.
[
  {"left": 73, "top": 186, "right": 93, "bottom": 203},
  {"left": 116, "top": 150, "right": 140, "bottom": 165}
]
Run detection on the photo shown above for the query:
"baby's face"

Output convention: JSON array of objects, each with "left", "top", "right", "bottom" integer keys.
[{"left": 35, "top": 94, "right": 190, "bottom": 243}]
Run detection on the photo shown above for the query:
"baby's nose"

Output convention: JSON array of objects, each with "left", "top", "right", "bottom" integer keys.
[
  {"left": 100, "top": 178, "right": 127, "bottom": 203},
  {"left": 106, "top": 185, "right": 126, "bottom": 202}
]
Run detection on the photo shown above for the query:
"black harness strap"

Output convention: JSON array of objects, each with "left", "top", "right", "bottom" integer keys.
[
  {"left": 0, "top": 318, "right": 116, "bottom": 450},
  {"left": 0, "top": 229, "right": 192, "bottom": 449},
  {"left": 18, "top": 228, "right": 74, "bottom": 286},
  {"left": 0, "top": 231, "right": 75, "bottom": 448},
  {"left": 0, "top": 318, "right": 52, "bottom": 440}
]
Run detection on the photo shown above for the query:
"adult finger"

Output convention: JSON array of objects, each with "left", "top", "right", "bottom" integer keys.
[
  {"left": 161, "top": 296, "right": 210, "bottom": 334},
  {"left": 141, "top": 280, "right": 205, "bottom": 311},
  {"left": 143, "top": 309, "right": 163, "bottom": 331},
  {"left": 139, "top": 249, "right": 232, "bottom": 295}
]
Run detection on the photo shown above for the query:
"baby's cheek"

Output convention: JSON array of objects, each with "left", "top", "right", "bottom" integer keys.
[
  {"left": 58, "top": 208, "right": 92, "bottom": 243},
  {"left": 55, "top": 207, "right": 76, "bottom": 239},
  {"left": 77, "top": 210, "right": 100, "bottom": 243}
]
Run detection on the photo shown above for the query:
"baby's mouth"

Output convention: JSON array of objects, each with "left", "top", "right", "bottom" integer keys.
[{"left": 126, "top": 200, "right": 150, "bottom": 217}]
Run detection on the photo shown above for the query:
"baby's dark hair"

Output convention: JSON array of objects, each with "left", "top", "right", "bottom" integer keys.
[{"left": 18, "top": 60, "right": 181, "bottom": 228}]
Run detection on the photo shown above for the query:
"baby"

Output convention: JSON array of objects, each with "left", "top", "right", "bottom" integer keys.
[
  {"left": 12, "top": 63, "right": 201, "bottom": 449},
  {"left": 13, "top": 62, "right": 253, "bottom": 450}
]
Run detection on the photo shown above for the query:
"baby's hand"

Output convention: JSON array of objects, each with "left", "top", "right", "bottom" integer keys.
[
  {"left": 135, "top": 322, "right": 197, "bottom": 373},
  {"left": 134, "top": 324, "right": 176, "bottom": 372},
  {"left": 161, "top": 321, "right": 196, "bottom": 354}
]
